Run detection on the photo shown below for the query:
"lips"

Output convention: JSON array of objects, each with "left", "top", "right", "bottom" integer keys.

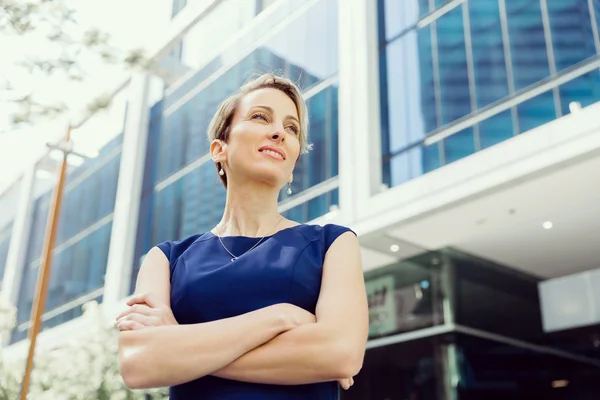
[{"left": 258, "top": 145, "right": 286, "bottom": 160}]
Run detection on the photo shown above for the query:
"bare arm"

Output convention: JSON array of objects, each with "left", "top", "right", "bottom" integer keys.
[
  {"left": 117, "top": 247, "right": 298, "bottom": 389},
  {"left": 212, "top": 232, "right": 369, "bottom": 385}
]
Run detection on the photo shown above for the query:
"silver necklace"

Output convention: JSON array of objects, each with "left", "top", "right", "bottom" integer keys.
[{"left": 215, "top": 217, "right": 283, "bottom": 262}]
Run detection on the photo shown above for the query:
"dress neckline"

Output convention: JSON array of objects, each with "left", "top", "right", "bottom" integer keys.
[{"left": 207, "top": 224, "right": 305, "bottom": 239}]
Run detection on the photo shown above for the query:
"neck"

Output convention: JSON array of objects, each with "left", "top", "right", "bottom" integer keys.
[{"left": 216, "top": 180, "right": 282, "bottom": 237}]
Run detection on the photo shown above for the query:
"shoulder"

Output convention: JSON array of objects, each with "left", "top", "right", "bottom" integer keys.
[
  {"left": 155, "top": 233, "right": 210, "bottom": 265},
  {"left": 291, "top": 223, "right": 356, "bottom": 253}
]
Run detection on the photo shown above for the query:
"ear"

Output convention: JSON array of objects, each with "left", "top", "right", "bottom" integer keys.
[{"left": 210, "top": 139, "right": 228, "bottom": 164}]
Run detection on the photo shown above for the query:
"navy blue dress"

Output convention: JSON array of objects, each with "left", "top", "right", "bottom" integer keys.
[{"left": 156, "top": 223, "right": 354, "bottom": 400}]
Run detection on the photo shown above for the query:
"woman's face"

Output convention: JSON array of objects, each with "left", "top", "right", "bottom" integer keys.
[{"left": 217, "top": 88, "right": 301, "bottom": 189}]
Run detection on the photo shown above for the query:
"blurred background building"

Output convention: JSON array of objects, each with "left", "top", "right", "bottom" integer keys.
[{"left": 1, "top": 0, "right": 600, "bottom": 398}]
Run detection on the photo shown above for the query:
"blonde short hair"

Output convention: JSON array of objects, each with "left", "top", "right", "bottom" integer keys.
[{"left": 207, "top": 73, "right": 312, "bottom": 188}]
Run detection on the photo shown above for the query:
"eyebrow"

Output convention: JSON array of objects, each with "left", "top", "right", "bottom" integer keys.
[{"left": 255, "top": 105, "right": 300, "bottom": 125}]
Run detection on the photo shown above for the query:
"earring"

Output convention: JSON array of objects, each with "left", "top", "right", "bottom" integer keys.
[
  {"left": 287, "top": 182, "right": 292, "bottom": 195},
  {"left": 219, "top": 168, "right": 225, "bottom": 176}
]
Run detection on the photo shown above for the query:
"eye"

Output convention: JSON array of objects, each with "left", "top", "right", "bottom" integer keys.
[
  {"left": 251, "top": 112, "right": 269, "bottom": 122},
  {"left": 285, "top": 125, "right": 299, "bottom": 136}
]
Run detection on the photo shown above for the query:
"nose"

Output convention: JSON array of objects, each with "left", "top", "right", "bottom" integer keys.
[{"left": 269, "top": 122, "right": 285, "bottom": 143}]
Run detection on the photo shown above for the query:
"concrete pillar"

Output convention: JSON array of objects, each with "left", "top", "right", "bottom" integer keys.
[
  {"left": 337, "top": 0, "right": 382, "bottom": 226},
  {"left": 1, "top": 166, "right": 36, "bottom": 345},
  {"left": 103, "top": 73, "right": 151, "bottom": 307}
]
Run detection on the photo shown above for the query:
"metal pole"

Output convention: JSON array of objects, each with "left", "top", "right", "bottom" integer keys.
[{"left": 20, "top": 126, "right": 72, "bottom": 400}]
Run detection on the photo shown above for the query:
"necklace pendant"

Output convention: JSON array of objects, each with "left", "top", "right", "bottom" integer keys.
[{"left": 231, "top": 257, "right": 237, "bottom": 262}]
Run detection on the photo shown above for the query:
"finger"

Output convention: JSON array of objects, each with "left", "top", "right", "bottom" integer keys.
[
  {"left": 130, "top": 304, "right": 156, "bottom": 316},
  {"left": 117, "top": 313, "right": 157, "bottom": 327},
  {"left": 127, "top": 292, "right": 161, "bottom": 308},
  {"left": 115, "top": 304, "right": 155, "bottom": 321},
  {"left": 350, "top": 377, "right": 354, "bottom": 386},
  {"left": 339, "top": 379, "right": 350, "bottom": 390},
  {"left": 115, "top": 306, "right": 135, "bottom": 321},
  {"left": 116, "top": 320, "right": 146, "bottom": 331}
]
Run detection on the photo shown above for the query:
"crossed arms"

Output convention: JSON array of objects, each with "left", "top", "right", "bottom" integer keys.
[{"left": 116, "top": 232, "right": 369, "bottom": 389}]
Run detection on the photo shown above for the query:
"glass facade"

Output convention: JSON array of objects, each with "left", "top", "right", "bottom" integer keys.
[
  {"left": 454, "top": 332, "right": 600, "bottom": 399},
  {"left": 131, "top": 0, "right": 339, "bottom": 286},
  {"left": 364, "top": 251, "right": 446, "bottom": 339},
  {"left": 345, "top": 337, "right": 447, "bottom": 400},
  {"left": 344, "top": 332, "right": 600, "bottom": 400},
  {"left": 379, "top": 0, "right": 600, "bottom": 187},
  {"left": 343, "top": 248, "right": 600, "bottom": 400},
  {"left": 11, "top": 135, "right": 123, "bottom": 344}
]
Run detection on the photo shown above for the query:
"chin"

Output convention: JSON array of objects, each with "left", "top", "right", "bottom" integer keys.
[{"left": 242, "top": 167, "right": 284, "bottom": 187}]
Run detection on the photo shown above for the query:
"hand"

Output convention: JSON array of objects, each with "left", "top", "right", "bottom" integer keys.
[
  {"left": 338, "top": 376, "right": 354, "bottom": 390},
  {"left": 114, "top": 292, "right": 178, "bottom": 331}
]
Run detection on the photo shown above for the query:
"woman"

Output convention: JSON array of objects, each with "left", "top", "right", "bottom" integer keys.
[{"left": 115, "top": 73, "right": 369, "bottom": 399}]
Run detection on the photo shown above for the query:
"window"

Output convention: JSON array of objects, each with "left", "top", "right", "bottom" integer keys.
[
  {"left": 342, "top": 338, "right": 445, "bottom": 400},
  {"left": 436, "top": 6, "right": 471, "bottom": 125},
  {"left": 379, "top": 0, "right": 600, "bottom": 188},
  {"left": 456, "top": 333, "right": 600, "bottom": 398},
  {"left": 505, "top": 0, "right": 549, "bottom": 90},
  {"left": 547, "top": 0, "right": 597, "bottom": 72},
  {"left": 468, "top": 0, "right": 509, "bottom": 108},
  {"left": 558, "top": 70, "right": 600, "bottom": 116},
  {"left": 364, "top": 252, "right": 446, "bottom": 340},
  {"left": 450, "top": 249, "right": 543, "bottom": 341}
]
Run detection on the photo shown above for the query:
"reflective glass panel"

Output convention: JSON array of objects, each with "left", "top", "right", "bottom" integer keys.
[
  {"left": 382, "top": 27, "right": 435, "bottom": 155},
  {"left": 364, "top": 252, "right": 445, "bottom": 340},
  {"left": 478, "top": 109, "right": 514, "bottom": 149},
  {"left": 384, "top": 142, "right": 441, "bottom": 188},
  {"left": 505, "top": 0, "right": 550, "bottom": 90},
  {"left": 596, "top": 0, "right": 600, "bottom": 42},
  {"left": 342, "top": 338, "right": 445, "bottom": 400},
  {"left": 456, "top": 333, "right": 600, "bottom": 399},
  {"left": 468, "top": 0, "right": 509, "bottom": 108},
  {"left": 436, "top": 6, "right": 471, "bottom": 125},
  {"left": 281, "top": 189, "right": 339, "bottom": 223},
  {"left": 517, "top": 90, "right": 556, "bottom": 133},
  {"left": 547, "top": 0, "right": 597, "bottom": 72},
  {"left": 442, "top": 126, "right": 476, "bottom": 165},
  {"left": 380, "top": 0, "right": 422, "bottom": 41},
  {"left": 558, "top": 70, "right": 600, "bottom": 116}
]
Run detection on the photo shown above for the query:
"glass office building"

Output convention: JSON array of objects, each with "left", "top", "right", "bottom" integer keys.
[
  {"left": 379, "top": 0, "right": 600, "bottom": 187},
  {"left": 345, "top": 250, "right": 600, "bottom": 399},
  {"left": 10, "top": 134, "right": 123, "bottom": 343},
  {"left": 2, "top": 0, "right": 600, "bottom": 398},
  {"left": 131, "top": 0, "right": 340, "bottom": 285}
]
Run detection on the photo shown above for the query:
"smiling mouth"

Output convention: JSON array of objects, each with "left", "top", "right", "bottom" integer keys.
[{"left": 259, "top": 148, "right": 285, "bottom": 160}]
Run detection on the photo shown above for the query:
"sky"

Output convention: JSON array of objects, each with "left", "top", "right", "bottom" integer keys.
[{"left": 0, "top": 0, "right": 171, "bottom": 193}]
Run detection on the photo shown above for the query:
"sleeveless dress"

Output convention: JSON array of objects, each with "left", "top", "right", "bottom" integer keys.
[{"left": 156, "top": 223, "right": 354, "bottom": 400}]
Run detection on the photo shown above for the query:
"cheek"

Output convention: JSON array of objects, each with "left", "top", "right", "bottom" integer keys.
[
  {"left": 227, "top": 125, "right": 259, "bottom": 154},
  {"left": 288, "top": 138, "right": 301, "bottom": 159}
]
